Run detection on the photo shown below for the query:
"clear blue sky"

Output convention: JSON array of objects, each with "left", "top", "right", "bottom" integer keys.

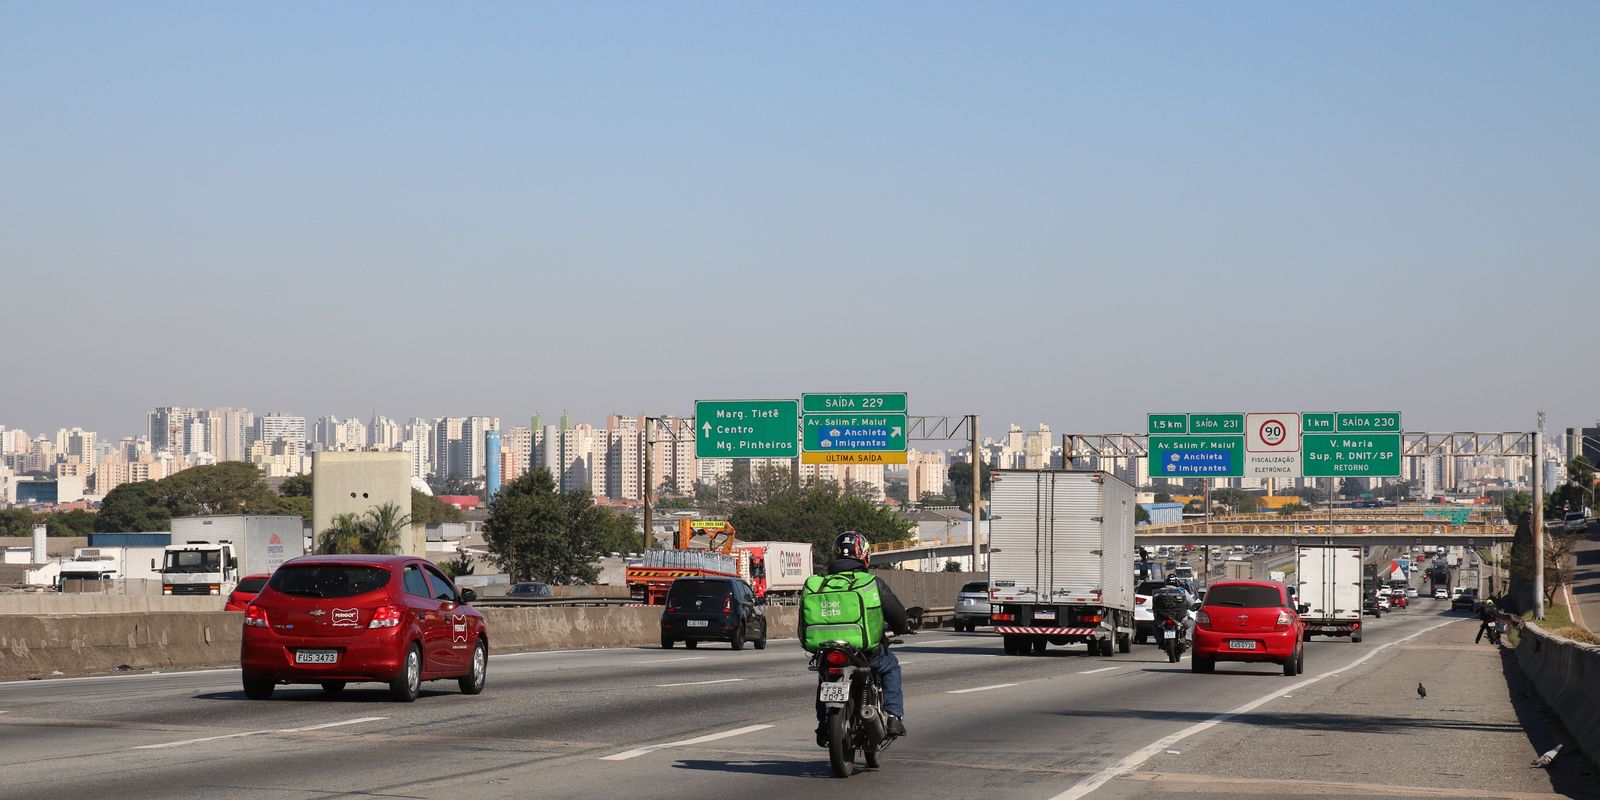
[{"left": 3, "top": 2, "right": 1596, "bottom": 439}]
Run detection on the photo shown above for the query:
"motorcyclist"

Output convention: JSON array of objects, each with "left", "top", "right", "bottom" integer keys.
[
  {"left": 1475, "top": 598, "right": 1499, "bottom": 644},
  {"left": 801, "top": 531, "right": 911, "bottom": 747},
  {"left": 1154, "top": 576, "right": 1193, "bottom": 644}
]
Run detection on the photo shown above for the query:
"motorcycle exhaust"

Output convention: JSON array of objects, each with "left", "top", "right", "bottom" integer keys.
[{"left": 860, "top": 703, "right": 887, "bottom": 744}]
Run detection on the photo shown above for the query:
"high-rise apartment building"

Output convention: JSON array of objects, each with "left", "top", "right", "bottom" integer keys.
[
  {"left": 253, "top": 413, "right": 307, "bottom": 451},
  {"left": 202, "top": 407, "right": 254, "bottom": 462},
  {"left": 402, "top": 418, "right": 433, "bottom": 479},
  {"left": 369, "top": 415, "right": 402, "bottom": 451},
  {"left": 148, "top": 406, "right": 200, "bottom": 454}
]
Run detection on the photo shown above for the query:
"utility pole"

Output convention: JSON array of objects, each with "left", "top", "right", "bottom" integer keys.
[
  {"left": 1533, "top": 419, "right": 1545, "bottom": 619},
  {"left": 1203, "top": 477, "right": 1211, "bottom": 589},
  {"left": 970, "top": 414, "right": 982, "bottom": 572},
  {"left": 643, "top": 417, "right": 655, "bottom": 553}
]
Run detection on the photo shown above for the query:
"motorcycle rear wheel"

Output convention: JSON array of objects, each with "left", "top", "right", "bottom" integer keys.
[{"left": 828, "top": 707, "right": 855, "bottom": 778}]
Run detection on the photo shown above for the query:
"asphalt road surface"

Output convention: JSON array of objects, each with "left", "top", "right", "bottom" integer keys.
[{"left": 1, "top": 604, "right": 1594, "bottom": 800}]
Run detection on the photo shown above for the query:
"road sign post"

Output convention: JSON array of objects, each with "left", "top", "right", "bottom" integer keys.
[{"left": 694, "top": 400, "right": 799, "bottom": 459}]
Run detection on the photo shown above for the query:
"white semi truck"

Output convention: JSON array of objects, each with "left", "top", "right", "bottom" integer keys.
[
  {"left": 989, "top": 470, "right": 1137, "bottom": 657},
  {"left": 160, "top": 515, "right": 304, "bottom": 597},
  {"left": 1296, "top": 545, "right": 1364, "bottom": 643}
]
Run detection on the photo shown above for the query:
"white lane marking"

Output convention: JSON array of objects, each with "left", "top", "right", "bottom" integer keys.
[
  {"left": 599, "top": 723, "right": 773, "bottom": 761},
  {"left": 947, "top": 682, "right": 1018, "bottom": 694},
  {"left": 1078, "top": 666, "right": 1120, "bottom": 675},
  {"left": 654, "top": 678, "right": 744, "bottom": 688},
  {"left": 1048, "top": 618, "right": 1459, "bottom": 800},
  {"left": 132, "top": 716, "right": 388, "bottom": 750},
  {"left": 638, "top": 656, "right": 709, "bottom": 664}
]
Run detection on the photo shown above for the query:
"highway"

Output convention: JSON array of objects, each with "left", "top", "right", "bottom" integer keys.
[{"left": 1, "top": 605, "right": 1593, "bottom": 799}]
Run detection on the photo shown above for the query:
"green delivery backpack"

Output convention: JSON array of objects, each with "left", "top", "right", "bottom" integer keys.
[{"left": 800, "top": 571, "right": 885, "bottom": 653}]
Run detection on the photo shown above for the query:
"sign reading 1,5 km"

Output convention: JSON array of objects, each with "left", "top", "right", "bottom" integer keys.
[{"left": 694, "top": 400, "right": 799, "bottom": 459}]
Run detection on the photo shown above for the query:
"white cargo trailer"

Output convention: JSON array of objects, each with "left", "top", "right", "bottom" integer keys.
[
  {"left": 161, "top": 515, "right": 304, "bottom": 597},
  {"left": 739, "top": 541, "right": 814, "bottom": 595},
  {"left": 988, "top": 470, "right": 1137, "bottom": 657},
  {"left": 1296, "top": 546, "right": 1364, "bottom": 642}
]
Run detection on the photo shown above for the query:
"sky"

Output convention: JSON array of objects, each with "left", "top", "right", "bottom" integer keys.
[{"left": 2, "top": 2, "right": 1597, "bottom": 441}]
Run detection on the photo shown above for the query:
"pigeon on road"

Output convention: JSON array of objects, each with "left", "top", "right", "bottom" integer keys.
[
  {"left": 1531, "top": 744, "right": 1562, "bottom": 768},
  {"left": 1417, "top": 682, "right": 1427, "bottom": 700}
]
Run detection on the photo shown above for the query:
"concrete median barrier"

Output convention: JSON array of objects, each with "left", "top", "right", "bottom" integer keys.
[
  {"left": 0, "top": 605, "right": 800, "bottom": 680},
  {"left": 1514, "top": 622, "right": 1600, "bottom": 763}
]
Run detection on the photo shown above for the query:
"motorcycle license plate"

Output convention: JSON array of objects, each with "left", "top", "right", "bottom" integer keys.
[
  {"left": 294, "top": 649, "right": 339, "bottom": 664},
  {"left": 1228, "top": 640, "right": 1257, "bottom": 650},
  {"left": 818, "top": 681, "right": 850, "bottom": 703},
  {"left": 685, "top": 620, "right": 709, "bottom": 627}
]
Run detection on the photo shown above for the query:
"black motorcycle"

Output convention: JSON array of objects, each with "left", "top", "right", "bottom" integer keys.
[
  {"left": 1151, "top": 589, "right": 1190, "bottom": 663},
  {"left": 811, "top": 607, "right": 920, "bottom": 778}
]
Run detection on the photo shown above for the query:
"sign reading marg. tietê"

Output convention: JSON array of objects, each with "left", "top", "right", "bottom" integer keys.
[{"left": 694, "top": 400, "right": 799, "bottom": 458}]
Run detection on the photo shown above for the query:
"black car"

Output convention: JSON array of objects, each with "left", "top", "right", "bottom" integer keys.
[
  {"left": 508, "top": 581, "right": 552, "bottom": 598},
  {"left": 660, "top": 577, "right": 768, "bottom": 650},
  {"left": 1363, "top": 594, "right": 1384, "bottom": 617},
  {"left": 1451, "top": 588, "right": 1480, "bottom": 611}
]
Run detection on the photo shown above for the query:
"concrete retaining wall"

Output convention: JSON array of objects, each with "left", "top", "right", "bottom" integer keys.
[
  {"left": 876, "top": 570, "right": 985, "bottom": 611},
  {"left": 0, "top": 595, "right": 224, "bottom": 614},
  {"left": 0, "top": 606, "right": 799, "bottom": 681},
  {"left": 1514, "top": 622, "right": 1600, "bottom": 761}
]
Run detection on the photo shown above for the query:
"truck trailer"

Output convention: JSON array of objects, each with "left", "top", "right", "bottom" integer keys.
[
  {"left": 161, "top": 515, "right": 304, "bottom": 597},
  {"left": 989, "top": 470, "right": 1137, "bottom": 657},
  {"left": 1297, "top": 546, "right": 1364, "bottom": 643}
]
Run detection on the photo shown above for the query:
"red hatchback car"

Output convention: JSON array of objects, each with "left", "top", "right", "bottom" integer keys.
[
  {"left": 1192, "top": 579, "right": 1307, "bottom": 676},
  {"left": 224, "top": 574, "right": 271, "bottom": 612},
  {"left": 240, "top": 555, "right": 488, "bottom": 701}
]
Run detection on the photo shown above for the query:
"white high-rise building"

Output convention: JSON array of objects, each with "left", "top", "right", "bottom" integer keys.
[
  {"left": 148, "top": 407, "right": 200, "bottom": 454},
  {"left": 369, "top": 415, "right": 402, "bottom": 451},
  {"left": 254, "top": 413, "right": 307, "bottom": 451},
  {"left": 403, "top": 418, "right": 433, "bottom": 479}
]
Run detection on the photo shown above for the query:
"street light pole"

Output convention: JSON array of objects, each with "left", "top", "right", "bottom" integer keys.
[
  {"left": 1532, "top": 426, "right": 1545, "bottom": 620},
  {"left": 643, "top": 417, "right": 655, "bottom": 553},
  {"left": 970, "top": 414, "right": 982, "bottom": 572}
]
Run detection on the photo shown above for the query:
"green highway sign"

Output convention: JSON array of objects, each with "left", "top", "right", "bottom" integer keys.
[
  {"left": 1188, "top": 413, "right": 1244, "bottom": 434},
  {"left": 1147, "top": 414, "right": 1187, "bottom": 435},
  {"left": 1424, "top": 508, "right": 1472, "bottom": 525},
  {"left": 1302, "top": 433, "right": 1402, "bottom": 477},
  {"left": 1335, "top": 412, "right": 1402, "bottom": 433},
  {"left": 1148, "top": 435, "right": 1244, "bottom": 478},
  {"left": 1302, "top": 413, "right": 1336, "bottom": 433},
  {"left": 695, "top": 400, "right": 799, "bottom": 459},
  {"left": 803, "top": 412, "right": 907, "bottom": 457},
  {"left": 802, "top": 393, "right": 907, "bottom": 414}
]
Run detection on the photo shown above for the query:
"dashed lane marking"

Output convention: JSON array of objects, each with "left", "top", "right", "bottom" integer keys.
[
  {"left": 638, "top": 656, "right": 709, "bottom": 664},
  {"left": 654, "top": 678, "right": 744, "bottom": 688},
  {"left": 1078, "top": 667, "right": 1120, "bottom": 675},
  {"left": 599, "top": 724, "right": 774, "bottom": 761},
  {"left": 947, "top": 683, "right": 1018, "bottom": 694},
  {"left": 132, "top": 716, "right": 388, "bottom": 750}
]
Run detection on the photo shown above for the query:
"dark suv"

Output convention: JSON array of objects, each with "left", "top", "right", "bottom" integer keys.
[
  {"left": 660, "top": 577, "right": 768, "bottom": 650},
  {"left": 1451, "top": 588, "right": 1480, "bottom": 612}
]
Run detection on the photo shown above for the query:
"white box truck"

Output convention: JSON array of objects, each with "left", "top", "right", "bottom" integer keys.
[
  {"left": 1296, "top": 546, "right": 1364, "bottom": 643},
  {"left": 738, "top": 541, "right": 814, "bottom": 596},
  {"left": 161, "top": 515, "right": 304, "bottom": 597},
  {"left": 988, "top": 470, "right": 1137, "bottom": 657}
]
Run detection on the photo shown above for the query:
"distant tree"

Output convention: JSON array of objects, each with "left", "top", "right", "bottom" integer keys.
[
  {"left": 483, "top": 469, "right": 605, "bottom": 584},
  {"left": 729, "top": 482, "right": 914, "bottom": 569},
  {"left": 946, "top": 461, "right": 993, "bottom": 512},
  {"left": 1544, "top": 531, "right": 1581, "bottom": 607},
  {"left": 1280, "top": 486, "right": 1326, "bottom": 504},
  {"left": 411, "top": 489, "right": 465, "bottom": 525},
  {"left": 1209, "top": 488, "right": 1259, "bottom": 513},
  {"left": 94, "top": 480, "right": 171, "bottom": 532},
  {"left": 359, "top": 502, "right": 410, "bottom": 555},
  {"left": 317, "top": 513, "right": 366, "bottom": 555},
  {"left": 440, "top": 551, "right": 476, "bottom": 579},
  {"left": 279, "top": 473, "right": 314, "bottom": 498},
  {"left": 1154, "top": 493, "right": 1173, "bottom": 504},
  {"left": 1338, "top": 478, "right": 1366, "bottom": 500},
  {"left": 1135, "top": 504, "right": 1151, "bottom": 524},
  {"left": 943, "top": 560, "right": 962, "bottom": 572},
  {"left": 163, "top": 462, "right": 279, "bottom": 516},
  {"left": 1278, "top": 502, "right": 1310, "bottom": 516}
]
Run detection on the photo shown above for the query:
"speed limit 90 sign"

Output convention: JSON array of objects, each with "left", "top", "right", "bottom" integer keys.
[{"left": 1246, "top": 412, "right": 1300, "bottom": 453}]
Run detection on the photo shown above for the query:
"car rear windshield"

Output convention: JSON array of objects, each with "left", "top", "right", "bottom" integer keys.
[
  {"left": 1205, "top": 584, "right": 1284, "bottom": 608},
  {"left": 235, "top": 576, "right": 269, "bottom": 594},
  {"left": 960, "top": 581, "right": 988, "bottom": 594},
  {"left": 268, "top": 565, "right": 391, "bottom": 598},
  {"left": 1136, "top": 581, "right": 1168, "bottom": 596},
  {"left": 668, "top": 579, "right": 732, "bottom": 603}
]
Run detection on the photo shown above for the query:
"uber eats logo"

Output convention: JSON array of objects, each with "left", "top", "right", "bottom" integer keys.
[{"left": 820, "top": 598, "right": 845, "bottom": 618}]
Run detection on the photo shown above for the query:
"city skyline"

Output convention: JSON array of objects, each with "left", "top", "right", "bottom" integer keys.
[{"left": 4, "top": 4, "right": 1597, "bottom": 442}]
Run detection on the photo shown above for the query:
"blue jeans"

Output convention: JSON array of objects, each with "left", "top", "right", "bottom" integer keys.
[{"left": 816, "top": 647, "right": 903, "bottom": 721}]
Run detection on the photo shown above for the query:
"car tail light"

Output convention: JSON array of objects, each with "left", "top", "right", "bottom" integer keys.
[
  {"left": 723, "top": 596, "right": 732, "bottom": 613},
  {"left": 1196, "top": 610, "right": 1211, "bottom": 628},
  {"left": 243, "top": 605, "right": 268, "bottom": 628},
  {"left": 1276, "top": 611, "right": 1291, "bottom": 626},
  {"left": 368, "top": 605, "right": 402, "bottom": 629},
  {"left": 824, "top": 650, "right": 848, "bottom": 666},
  {"left": 1135, "top": 597, "right": 1147, "bottom": 605}
]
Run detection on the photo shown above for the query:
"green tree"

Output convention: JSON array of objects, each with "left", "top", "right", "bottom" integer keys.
[
  {"left": 1135, "top": 504, "right": 1150, "bottom": 524},
  {"left": 411, "top": 489, "right": 466, "bottom": 524},
  {"left": 440, "top": 551, "right": 476, "bottom": 579},
  {"left": 279, "top": 473, "right": 314, "bottom": 498},
  {"left": 94, "top": 480, "right": 171, "bottom": 532},
  {"left": 1154, "top": 493, "right": 1173, "bottom": 504},
  {"left": 943, "top": 560, "right": 962, "bottom": 572},
  {"left": 728, "top": 481, "right": 914, "bottom": 568},
  {"left": 1278, "top": 502, "right": 1310, "bottom": 516},
  {"left": 163, "top": 462, "right": 279, "bottom": 516},
  {"left": 317, "top": 513, "right": 367, "bottom": 555},
  {"left": 483, "top": 469, "right": 605, "bottom": 584},
  {"left": 359, "top": 502, "right": 410, "bottom": 555},
  {"left": 1209, "top": 488, "right": 1260, "bottom": 513},
  {"left": 1338, "top": 478, "right": 1366, "bottom": 500},
  {"left": 946, "top": 461, "right": 993, "bottom": 512}
]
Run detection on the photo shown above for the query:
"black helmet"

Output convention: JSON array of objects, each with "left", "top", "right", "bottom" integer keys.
[{"left": 834, "top": 531, "right": 869, "bottom": 562}]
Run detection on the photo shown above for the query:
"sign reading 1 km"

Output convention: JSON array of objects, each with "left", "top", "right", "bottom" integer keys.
[
  {"left": 695, "top": 400, "right": 799, "bottom": 459},
  {"left": 801, "top": 393, "right": 907, "bottom": 465}
]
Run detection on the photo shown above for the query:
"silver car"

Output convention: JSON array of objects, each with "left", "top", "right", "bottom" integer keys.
[{"left": 953, "top": 580, "right": 989, "bottom": 632}]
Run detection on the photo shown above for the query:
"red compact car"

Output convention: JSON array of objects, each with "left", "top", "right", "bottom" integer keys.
[
  {"left": 1192, "top": 579, "right": 1306, "bottom": 676},
  {"left": 224, "top": 574, "right": 271, "bottom": 612},
  {"left": 240, "top": 555, "right": 487, "bottom": 702}
]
